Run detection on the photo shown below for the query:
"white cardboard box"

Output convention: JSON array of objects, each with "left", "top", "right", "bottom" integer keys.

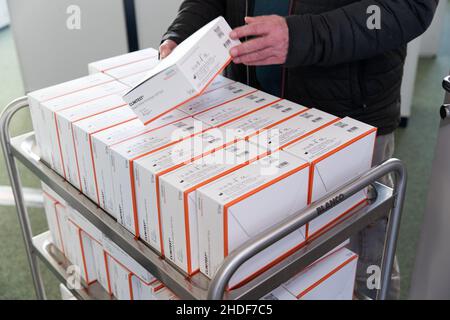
[
  {"left": 30, "top": 76, "right": 127, "bottom": 178},
  {"left": 159, "top": 141, "right": 266, "bottom": 274},
  {"left": 66, "top": 207, "right": 107, "bottom": 290},
  {"left": 42, "top": 184, "right": 107, "bottom": 288},
  {"left": 248, "top": 108, "right": 340, "bottom": 153},
  {"left": 197, "top": 151, "right": 310, "bottom": 289},
  {"left": 221, "top": 99, "right": 308, "bottom": 141},
  {"left": 178, "top": 81, "right": 256, "bottom": 116},
  {"left": 27, "top": 73, "right": 120, "bottom": 173},
  {"left": 88, "top": 48, "right": 158, "bottom": 76},
  {"left": 91, "top": 109, "right": 189, "bottom": 214},
  {"left": 43, "top": 80, "right": 129, "bottom": 179},
  {"left": 123, "top": 16, "right": 240, "bottom": 125},
  {"left": 154, "top": 287, "right": 179, "bottom": 300},
  {"left": 102, "top": 235, "right": 157, "bottom": 300},
  {"left": 55, "top": 94, "right": 129, "bottom": 190},
  {"left": 93, "top": 52, "right": 159, "bottom": 89},
  {"left": 41, "top": 183, "right": 69, "bottom": 255},
  {"left": 133, "top": 126, "right": 239, "bottom": 254},
  {"left": 193, "top": 91, "right": 281, "bottom": 128},
  {"left": 261, "top": 247, "right": 358, "bottom": 300},
  {"left": 284, "top": 117, "right": 377, "bottom": 239},
  {"left": 109, "top": 117, "right": 209, "bottom": 235},
  {"left": 71, "top": 106, "right": 137, "bottom": 205}
]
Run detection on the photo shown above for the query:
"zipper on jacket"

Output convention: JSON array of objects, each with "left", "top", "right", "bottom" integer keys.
[
  {"left": 281, "top": 0, "right": 295, "bottom": 98},
  {"left": 357, "top": 62, "right": 368, "bottom": 109},
  {"left": 245, "top": 0, "right": 250, "bottom": 85}
]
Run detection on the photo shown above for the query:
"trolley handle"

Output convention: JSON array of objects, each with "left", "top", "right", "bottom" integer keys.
[{"left": 207, "top": 158, "right": 407, "bottom": 300}]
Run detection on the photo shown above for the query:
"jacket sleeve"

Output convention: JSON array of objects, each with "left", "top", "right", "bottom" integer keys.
[
  {"left": 161, "top": 0, "right": 226, "bottom": 44},
  {"left": 285, "top": 0, "right": 438, "bottom": 67}
]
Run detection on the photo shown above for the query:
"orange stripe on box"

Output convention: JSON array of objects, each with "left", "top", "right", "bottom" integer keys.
[
  {"left": 128, "top": 274, "right": 135, "bottom": 300},
  {"left": 258, "top": 108, "right": 309, "bottom": 132},
  {"left": 67, "top": 218, "right": 102, "bottom": 247},
  {"left": 153, "top": 137, "right": 245, "bottom": 261},
  {"left": 155, "top": 177, "right": 165, "bottom": 256},
  {"left": 103, "top": 252, "right": 113, "bottom": 296},
  {"left": 42, "top": 191, "right": 65, "bottom": 206},
  {"left": 102, "top": 56, "right": 158, "bottom": 73},
  {"left": 41, "top": 78, "right": 116, "bottom": 103},
  {"left": 55, "top": 92, "right": 121, "bottom": 113},
  {"left": 223, "top": 162, "right": 310, "bottom": 257},
  {"left": 54, "top": 203, "right": 66, "bottom": 255},
  {"left": 129, "top": 162, "right": 140, "bottom": 239},
  {"left": 183, "top": 195, "right": 193, "bottom": 275},
  {"left": 77, "top": 228, "right": 93, "bottom": 285},
  {"left": 305, "top": 126, "right": 377, "bottom": 238},
  {"left": 279, "top": 118, "right": 341, "bottom": 151},
  {"left": 108, "top": 113, "right": 193, "bottom": 147},
  {"left": 153, "top": 283, "right": 165, "bottom": 292},
  {"left": 71, "top": 124, "right": 84, "bottom": 193},
  {"left": 296, "top": 255, "right": 358, "bottom": 299},
  {"left": 191, "top": 89, "right": 259, "bottom": 118},
  {"left": 312, "top": 127, "right": 378, "bottom": 166},
  {"left": 216, "top": 98, "right": 283, "bottom": 128},
  {"left": 89, "top": 135, "right": 101, "bottom": 206},
  {"left": 307, "top": 198, "right": 368, "bottom": 242},
  {"left": 228, "top": 236, "right": 308, "bottom": 291},
  {"left": 71, "top": 103, "right": 127, "bottom": 123},
  {"left": 180, "top": 153, "right": 267, "bottom": 276},
  {"left": 53, "top": 114, "right": 67, "bottom": 179}
]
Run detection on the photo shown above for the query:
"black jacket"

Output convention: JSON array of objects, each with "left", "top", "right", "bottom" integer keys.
[{"left": 162, "top": 0, "right": 438, "bottom": 134}]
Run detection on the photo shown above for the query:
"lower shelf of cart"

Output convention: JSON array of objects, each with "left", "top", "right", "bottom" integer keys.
[{"left": 33, "top": 231, "right": 114, "bottom": 300}]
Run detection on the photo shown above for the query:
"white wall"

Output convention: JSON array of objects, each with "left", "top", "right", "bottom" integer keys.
[
  {"left": 401, "top": 37, "right": 422, "bottom": 119},
  {"left": 8, "top": 0, "right": 129, "bottom": 92},
  {"left": 0, "top": 0, "right": 10, "bottom": 29},
  {"left": 420, "top": 0, "right": 448, "bottom": 57},
  {"left": 135, "top": 0, "right": 183, "bottom": 50}
]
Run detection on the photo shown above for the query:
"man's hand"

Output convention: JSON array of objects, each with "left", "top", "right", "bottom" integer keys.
[
  {"left": 159, "top": 39, "right": 178, "bottom": 59},
  {"left": 229, "top": 15, "right": 289, "bottom": 66}
]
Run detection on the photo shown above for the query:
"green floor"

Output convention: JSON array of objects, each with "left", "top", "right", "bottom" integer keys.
[{"left": 1, "top": 6, "right": 449, "bottom": 299}]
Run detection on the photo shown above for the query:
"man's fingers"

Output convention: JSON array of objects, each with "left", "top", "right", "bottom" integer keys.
[
  {"left": 245, "top": 56, "right": 280, "bottom": 66},
  {"left": 233, "top": 47, "right": 274, "bottom": 64},
  {"left": 244, "top": 15, "right": 270, "bottom": 23},
  {"left": 159, "top": 40, "right": 177, "bottom": 59},
  {"left": 159, "top": 46, "right": 171, "bottom": 59},
  {"left": 230, "top": 37, "right": 270, "bottom": 58},
  {"left": 230, "top": 22, "right": 270, "bottom": 40}
]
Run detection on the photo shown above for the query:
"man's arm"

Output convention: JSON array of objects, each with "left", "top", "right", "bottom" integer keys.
[
  {"left": 285, "top": 0, "right": 438, "bottom": 67},
  {"left": 161, "top": 0, "right": 226, "bottom": 45}
]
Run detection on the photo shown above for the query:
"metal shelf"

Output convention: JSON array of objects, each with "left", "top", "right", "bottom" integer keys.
[
  {"left": 1, "top": 97, "right": 407, "bottom": 300},
  {"left": 33, "top": 231, "right": 113, "bottom": 300},
  {"left": 12, "top": 132, "right": 210, "bottom": 300}
]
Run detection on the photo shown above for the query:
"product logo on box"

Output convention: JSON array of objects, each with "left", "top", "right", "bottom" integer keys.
[
  {"left": 129, "top": 95, "right": 144, "bottom": 107},
  {"left": 316, "top": 194, "right": 345, "bottom": 215}
]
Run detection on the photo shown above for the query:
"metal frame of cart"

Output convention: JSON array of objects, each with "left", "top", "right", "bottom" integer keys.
[{"left": 0, "top": 97, "right": 407, "bottom": 300}]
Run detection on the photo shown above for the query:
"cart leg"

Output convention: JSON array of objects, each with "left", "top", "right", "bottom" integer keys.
[
  {"left": 377, "top": 164, "right": 407, "bottom": 300},
  {"left": 1, "top": 98, "right": 47, "bottom": 300}
]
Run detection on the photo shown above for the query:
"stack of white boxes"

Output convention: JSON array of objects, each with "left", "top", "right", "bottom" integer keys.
[
  {"left": 261, "top": 247, "right": 358, "bottom": 300},
  {"left": 42, "top": 182, "right": 178, "bottom": 300},
  {"left": 33, "top": 27, "right": 377, "bottom": 299}
]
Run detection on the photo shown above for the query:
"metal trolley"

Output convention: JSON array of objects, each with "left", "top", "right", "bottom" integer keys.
[{"left": 0, "top": 97, "right": 407, "bottom": 300}]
